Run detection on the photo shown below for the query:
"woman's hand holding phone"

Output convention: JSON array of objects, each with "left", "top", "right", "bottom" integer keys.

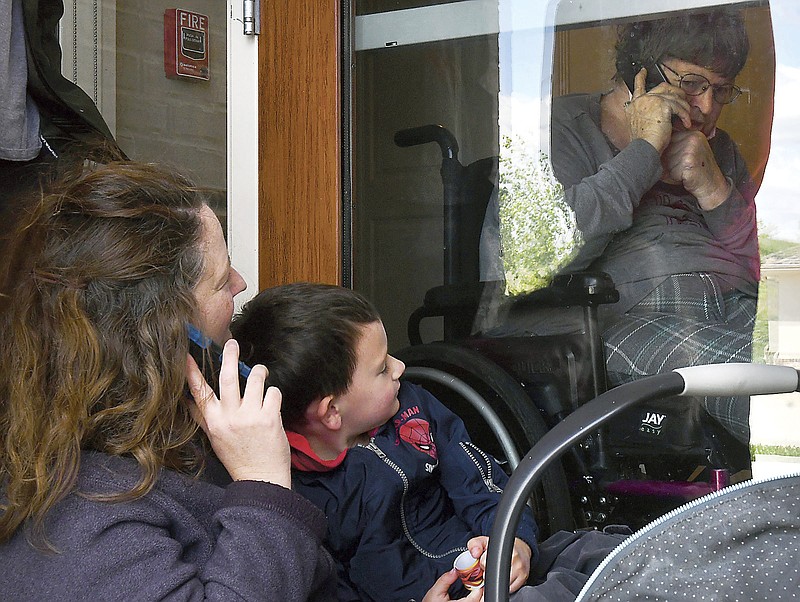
[{"left": 186, "top": 339, "right": 292, "bottom": 489}]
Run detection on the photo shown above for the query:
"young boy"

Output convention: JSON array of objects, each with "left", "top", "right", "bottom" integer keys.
[{"left": 231, "top": 282, "right": 538, "bottom": 601}]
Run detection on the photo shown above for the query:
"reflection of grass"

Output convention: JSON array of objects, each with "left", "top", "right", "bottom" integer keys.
[
  {"left": 751, "top": 443, "right": 800, "bottom": 457},
  {"left": 752, "top": 289, "right": 768, "bottom": 363},
  {"left": 758, "top": 232, "right": 799, "bottom": 257}
]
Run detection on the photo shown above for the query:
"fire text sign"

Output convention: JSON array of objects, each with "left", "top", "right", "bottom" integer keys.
[{"left": 164, "top": 9, "right": 209, "bottom": 80}]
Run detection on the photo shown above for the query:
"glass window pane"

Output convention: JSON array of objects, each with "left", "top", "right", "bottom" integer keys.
[
  {"left": 61, "top": 0, "right": 228, "bottom": 226},
  {"left": 351, "top": 0, "right": 800, "bottom": 504}
]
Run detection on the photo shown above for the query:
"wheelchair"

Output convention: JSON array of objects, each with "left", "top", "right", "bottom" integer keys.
[{"left": 393, "top": 124, "right": 752, "bottom": 539}]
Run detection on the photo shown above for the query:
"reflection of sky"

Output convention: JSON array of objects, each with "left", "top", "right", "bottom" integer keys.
[
  {"left": 497, "top": 0, "right": 800, "bottom": 243},
  {"left": 498, "top": 27, "right": 549, "bottom": 151},
  {"left": 498, "top": 1, "right": 549, "bottom": 154},
  {"left": 759, "top": 63, "right": 800, "bottom": 241},
  {"left": 758, "top": 1, "right": 800, "bottom": 242}
]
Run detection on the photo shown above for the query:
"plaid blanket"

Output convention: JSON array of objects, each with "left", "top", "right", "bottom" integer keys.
[{"left": 602, "top": 273, "right": 756, "bottom": 443}]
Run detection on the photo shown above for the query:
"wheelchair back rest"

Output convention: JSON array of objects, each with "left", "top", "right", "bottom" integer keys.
[{"left": 441, "top": 155, "right": 498, "bottom": 285}]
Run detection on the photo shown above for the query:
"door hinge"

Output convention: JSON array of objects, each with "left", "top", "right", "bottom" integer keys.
[{"left": 243, "top": 0, "right": 261, "bottom": 36}]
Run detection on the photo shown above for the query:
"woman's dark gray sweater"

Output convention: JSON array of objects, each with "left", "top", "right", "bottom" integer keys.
[{"left": 0, "top": 451, "right": 335, "bottom": 601}]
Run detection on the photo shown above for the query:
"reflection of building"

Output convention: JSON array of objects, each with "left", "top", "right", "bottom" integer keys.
[{"left": 762, "top": 247, "right": 800, "bottom": 367}]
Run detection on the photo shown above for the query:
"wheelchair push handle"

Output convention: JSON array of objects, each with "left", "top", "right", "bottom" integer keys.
[
  {"left": 394, "top": 124, "right": 459, "bottom": 159},
  {"left": 484, "top": 363, "right": 800, "bottom": 602},
  {"left": 675, "top": 363, "right": 800, "bottom": 397}
]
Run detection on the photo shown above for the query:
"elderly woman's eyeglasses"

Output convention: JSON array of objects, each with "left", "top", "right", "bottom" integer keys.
[{"left": 659, "top": 63, "right": 743, "bottom": 104}]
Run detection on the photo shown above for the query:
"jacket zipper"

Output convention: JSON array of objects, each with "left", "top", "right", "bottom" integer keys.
[
  {"left": 460, "top": 441, "right": 503, "bottom": 493},
  {"left": 363, "top": 441, "right": 466, "bottom": 559}
]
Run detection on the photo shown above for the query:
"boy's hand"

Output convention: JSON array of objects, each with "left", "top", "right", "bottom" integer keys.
[
  {"left": 186, "top": 339, "right": 292, "bottom": 488},
  {"left": 422, "top": 569, "right": 484, "bottom": 602},
  {"left": 467, "top": 535, "right": 532, "bottom": 594},
  {"left": 509, "top": 537, "right": 532, "bottom": 592}
]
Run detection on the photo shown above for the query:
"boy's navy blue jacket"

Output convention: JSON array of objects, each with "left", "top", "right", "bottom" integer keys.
[{"left": 287, "top": 382, "right": 539, "bottom": 602}]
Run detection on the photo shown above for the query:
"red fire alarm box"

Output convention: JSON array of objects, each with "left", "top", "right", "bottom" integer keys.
[{"left": 164, "top": 8, "right": 210, "bottom": 80}]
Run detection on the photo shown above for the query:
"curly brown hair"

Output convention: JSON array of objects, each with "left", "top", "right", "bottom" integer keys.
[
  {"left": 615, "top": 8, "right": 750, "bottom": 80},
  {"left": 0, "top": 162, "right": 209, "bottom": 546}
]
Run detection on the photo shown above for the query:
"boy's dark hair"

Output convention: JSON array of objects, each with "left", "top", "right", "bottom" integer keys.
[
  {"left": 616, "top": 8, "right": 750, "bottom": 80},
  {"left": 231, "top": 282, "right": 382, "bottom": 430}
]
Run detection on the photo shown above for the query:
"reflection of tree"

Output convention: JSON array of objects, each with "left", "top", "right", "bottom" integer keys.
[{"left": 498, "top": 136, "right": 579, "bottom": 295}]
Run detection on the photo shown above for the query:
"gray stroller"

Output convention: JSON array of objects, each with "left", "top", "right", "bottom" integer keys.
[{"left": 485, "top": 363, "right": 800, "bottom": 601}]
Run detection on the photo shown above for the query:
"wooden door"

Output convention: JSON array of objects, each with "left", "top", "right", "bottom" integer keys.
[{"left": 259, "top": 1, "right": 342, "bottom": 288}]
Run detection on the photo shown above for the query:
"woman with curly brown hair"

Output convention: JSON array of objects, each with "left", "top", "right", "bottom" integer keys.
[{"left": 0, "top": 161, "right": 334, "bottom": 600}]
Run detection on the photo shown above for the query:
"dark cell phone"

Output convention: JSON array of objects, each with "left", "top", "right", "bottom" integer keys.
[
  {"left": 187, "top": 323, "right": 252, "bottom": 398},
  {"left": 620, "top": 58, "right": 668, "bottom": 95}
]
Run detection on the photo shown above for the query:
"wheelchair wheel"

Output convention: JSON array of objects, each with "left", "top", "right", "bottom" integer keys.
[{"left": 396, "top": 342, "right": 576, "bottom": 538}]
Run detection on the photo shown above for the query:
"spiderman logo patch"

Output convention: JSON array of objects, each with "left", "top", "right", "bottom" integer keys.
[{"left": 398, "top": 417, "right": 438, "bottom": 460}]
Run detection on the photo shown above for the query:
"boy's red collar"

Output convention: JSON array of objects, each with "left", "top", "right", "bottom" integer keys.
[
  {"left": 286, "top": 431, "right": 348, "bottom": 472},
  {"left": 286, "top": 426, "right": 382, "bottom": 472}
]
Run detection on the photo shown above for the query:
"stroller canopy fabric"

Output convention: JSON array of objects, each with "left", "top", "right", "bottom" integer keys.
[{"left": 575, "top": 473, "right": 800, "bottom": 601}]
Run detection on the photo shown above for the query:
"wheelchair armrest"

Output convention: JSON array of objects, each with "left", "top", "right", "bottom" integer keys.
[
  {"left": 422, "top": 281, "right": 488, "bottom": 309},
  {"left": 418, "top": 273, "right": 617, "bottom": 313},
  {"left": 408, "top": 281, "right": 492, "bottom": 345},
  {"left": 552, "top": 271, "right": 619, "bottom": 304},
  {"left": 407, "top": 273, "right": 619, "bottom": 345},
  {"left": 508, "top": 271, "right": 619, "bottom": 316}
]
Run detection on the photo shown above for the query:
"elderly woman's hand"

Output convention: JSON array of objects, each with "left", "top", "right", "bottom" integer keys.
[
  {"left": 186, "top": 339, "right": 292, "bottom": 488},
  {"left": 626, "top": 67, "right": 692, "bottom": 154}
]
